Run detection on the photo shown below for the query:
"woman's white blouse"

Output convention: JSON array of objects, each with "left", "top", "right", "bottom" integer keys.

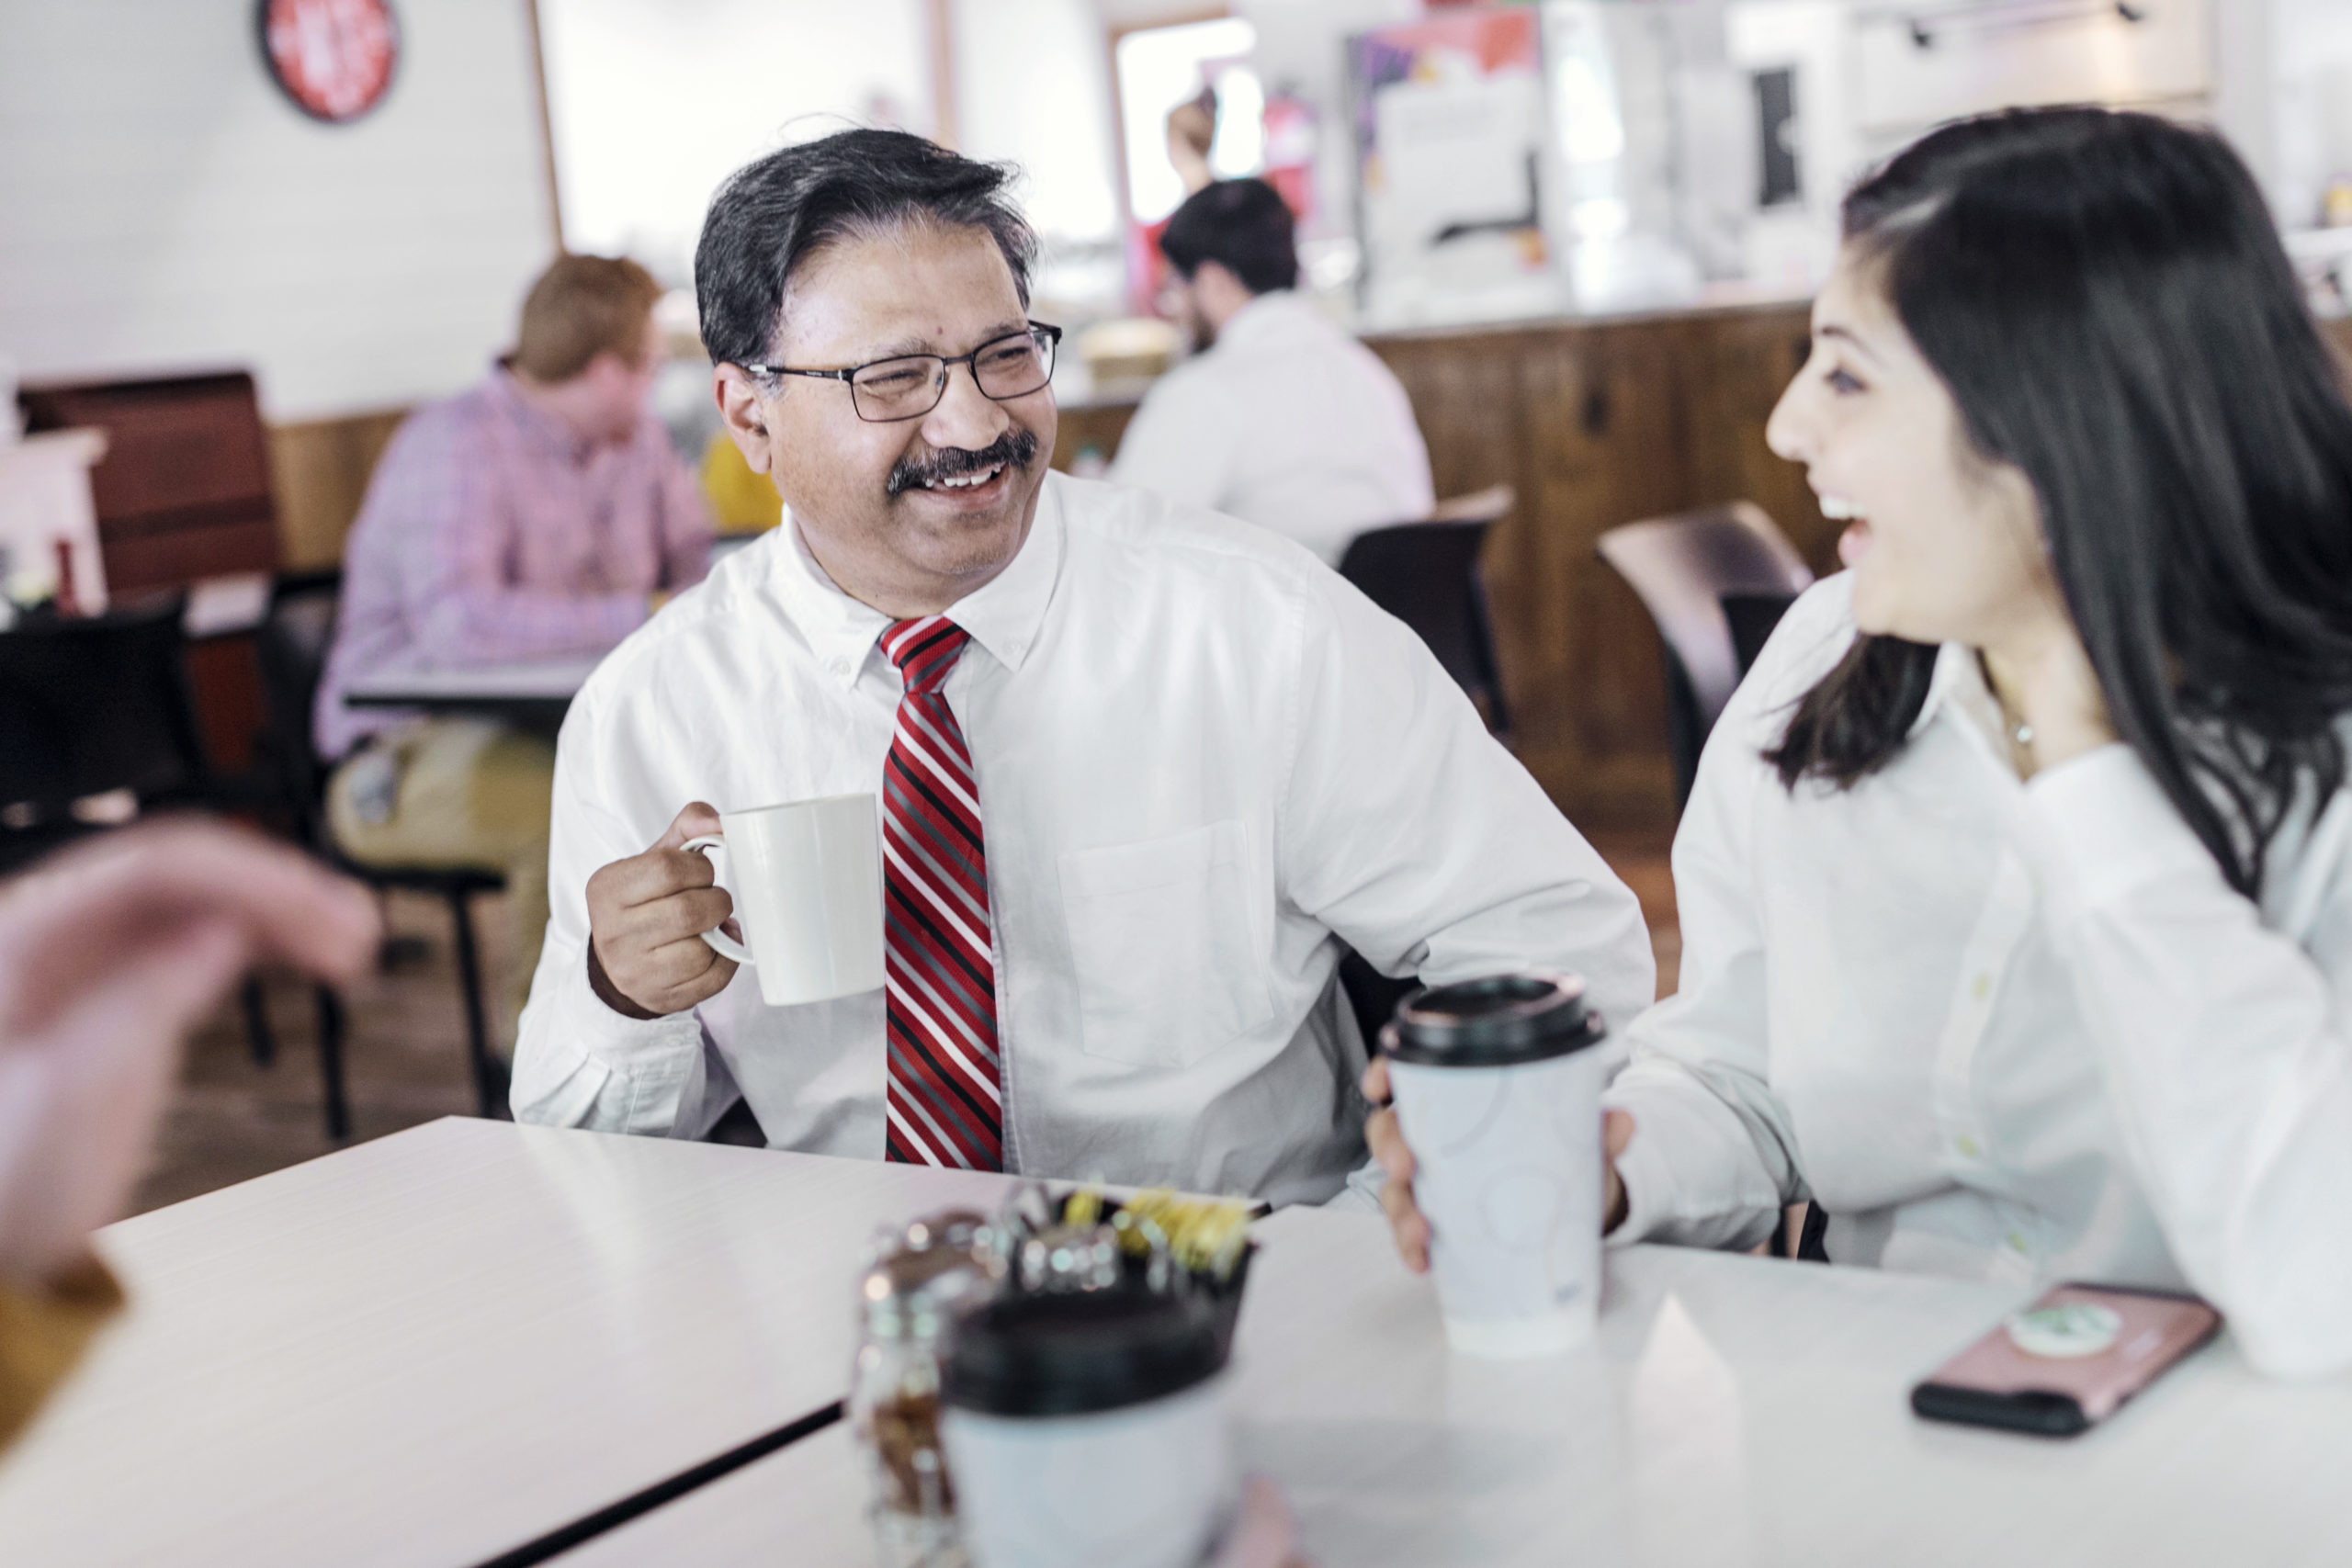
[{"left": 1606, "top": 574, "right": 2352, "bottom": 1377}]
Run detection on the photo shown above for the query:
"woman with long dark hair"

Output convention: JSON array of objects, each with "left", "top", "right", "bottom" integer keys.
[{"left": 1366, "top": 106, "right": 2352, "bottom": 1377}]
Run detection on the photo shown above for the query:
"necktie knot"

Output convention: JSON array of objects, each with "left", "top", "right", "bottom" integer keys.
[{"left": 882, "top": 615, "right": 971, "bottom": 696}]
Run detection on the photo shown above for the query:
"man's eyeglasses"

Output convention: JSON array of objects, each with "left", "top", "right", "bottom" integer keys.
[{"left": 743, "top": 322, "right": 1061, "bottom": 424}]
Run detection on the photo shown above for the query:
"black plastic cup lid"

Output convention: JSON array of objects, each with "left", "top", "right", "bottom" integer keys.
[
  {"left": 943, "top": 1291, "right": 1223, "bottom": 1418},
  {"left": 1382, "top": 972, "right": 1603, "bottom": 1068}
]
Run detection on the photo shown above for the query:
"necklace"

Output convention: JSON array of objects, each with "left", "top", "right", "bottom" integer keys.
[{"left": 1974, "top": 651, "right": 2035, "bottom": 754}]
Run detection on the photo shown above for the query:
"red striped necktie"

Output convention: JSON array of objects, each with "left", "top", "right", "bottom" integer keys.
[{"left": 877, "top": 615, "right": 1003, "bottom": 1170}]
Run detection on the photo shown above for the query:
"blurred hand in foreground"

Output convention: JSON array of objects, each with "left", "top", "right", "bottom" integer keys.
[
  {"left": 1362, "top": 1055, "right": 1636, "bottom": 1273},
  {"left": 0, "top": 820, "right": 378, "bottom": 1287},
  {"left": 1212, "top": 1474, "right": 1312, "bottom": 1568}
]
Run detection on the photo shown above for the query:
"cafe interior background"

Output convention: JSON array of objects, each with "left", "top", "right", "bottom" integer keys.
[{"left": 5, "top": 0, "right": 2352, "bottom": 1208}]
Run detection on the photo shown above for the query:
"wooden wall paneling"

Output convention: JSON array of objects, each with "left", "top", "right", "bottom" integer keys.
[
  {"left": 1681, "top": 307, "right": 1837, "bottom": 574},
  {"left": 1365, "top": 328, "right": 1544, "bottom": 779},
  {"left": 2324, "top": 315, "right": 2352, "bottom": 368},
  {"left": 1519, "top": 319, "right": 1693, "bottom": 828},
  {"left": 1048, "top": 402, "right": 1139, "bottom": 473},
  {"left": 265, "top": 409, "right": 410, "bottom": 570}
]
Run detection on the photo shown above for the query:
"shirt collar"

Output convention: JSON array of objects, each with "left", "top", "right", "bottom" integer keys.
[
  {"left": 484, "top": 362, "right": 596, "bottom": 463},
  {"left": 1915, "top": 639, "right": 2024, "bottom": 777},
  {"left": 769, "top": 474, "right": 1066, "bottom": 691},
  {"left": 1211, "top": 289, "right": 1317, "bottom": 353}
]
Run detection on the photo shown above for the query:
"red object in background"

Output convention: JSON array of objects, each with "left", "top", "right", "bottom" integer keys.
[
  {"left": 1130, "top": 98, "right": 1320, "bottom": 316},
  {"left": 258, "top": 0, "right": 399, "bottom": 124},
  {"left": 1361, "top": 8, "right": 1539, "bottom": 76},
  {"left": 52, "top": 539, "right": 78, "bottom": 618},
  {"left": 1261, "top": 91, "right": 1318, "bottom": 233},
  {"left": 1130, "top": 216, "right": 1176, "bottom": 316}
]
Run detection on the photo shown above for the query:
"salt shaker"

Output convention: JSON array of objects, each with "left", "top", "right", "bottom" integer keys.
[{"left": 850, "top": 1211, "right": 998, "bottom": 1568}]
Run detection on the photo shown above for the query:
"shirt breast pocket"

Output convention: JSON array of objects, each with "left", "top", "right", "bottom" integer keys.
[{"left": 1058, "top": 820, "right": 1273, "bottom": 1070}]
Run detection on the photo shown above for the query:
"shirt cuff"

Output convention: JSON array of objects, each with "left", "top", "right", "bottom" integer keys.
[
  {"left": 1602, "top": 1100, "right": 1678, "bottom": 1248},
  {"left": 0, "top": 1255, "right": 124, "bottom": 1450},
  {"left": 1601, "top": 1071, "right": 1709, "bottom": 1248},
  {"left": 512, "top": 945, "right": 707, "bottom": 1134},
  {"left": 2013, "top": 743, "right": 2220, "bottom": 931}
]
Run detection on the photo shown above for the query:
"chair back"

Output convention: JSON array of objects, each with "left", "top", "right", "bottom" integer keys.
[
  {"left": 17, "top": 370, "right": 281, "bottom": 595},
  {"left": 1597, "top": 502, "right": 1814, "bottom": 807},
  {"left": 0, "top": 593, "right": 206, "bottom": 821},
  {"left": 1338, "top": 485, "right": 1517, "bottom": 741},
  {"left": 253, "top": 569, "right": 343, "bottom": 848}
]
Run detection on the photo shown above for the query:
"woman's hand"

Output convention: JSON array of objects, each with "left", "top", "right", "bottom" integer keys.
[{"left": 1362, "top": 1056, "right": 1636, "bottom": 1272}]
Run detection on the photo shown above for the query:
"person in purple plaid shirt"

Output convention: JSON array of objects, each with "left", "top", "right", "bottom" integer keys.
[{"left": 313, "top": 254, "right": 713, "bottom": 1034}]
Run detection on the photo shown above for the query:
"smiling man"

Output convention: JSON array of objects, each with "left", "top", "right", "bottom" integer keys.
[{"left": 509, "top": 130, "right": 1652, "bottom": 1204}]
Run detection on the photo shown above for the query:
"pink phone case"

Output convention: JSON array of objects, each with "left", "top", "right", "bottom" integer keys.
[{"left": 1911, "top": 1282, "right": 2222, "bottom": 1437}]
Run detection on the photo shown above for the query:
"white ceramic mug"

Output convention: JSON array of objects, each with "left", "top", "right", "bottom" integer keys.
[{"left": 683, "top": 794, "right": 884, "bottom": 1008}]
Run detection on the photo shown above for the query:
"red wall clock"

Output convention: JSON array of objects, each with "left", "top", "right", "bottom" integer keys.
[{"left": 258, "top": 0, "right": 400, "bottom": 124}]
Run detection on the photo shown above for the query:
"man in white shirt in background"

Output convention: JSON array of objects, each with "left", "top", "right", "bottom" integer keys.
[
  {"left": 1109, "top": 178, "right": 1434, "bottom": 567},
  {"left": 511, "top": 130, "right": 1650, "bottom": 1206}
]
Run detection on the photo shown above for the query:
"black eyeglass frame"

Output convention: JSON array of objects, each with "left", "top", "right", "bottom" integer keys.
[{"left": 741, "top": 321, "right": 1063, "bottom": 424}]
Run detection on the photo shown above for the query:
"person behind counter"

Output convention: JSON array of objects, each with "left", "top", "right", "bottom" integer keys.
[
  {"left": 1363, "top": 106, "right": 2352, "bottom": 1378},
  {"left": 312, "top": 254, "right": 714, "bottom": 1034},
  {"left": 509, "top": 130, "right": 1653, "bottom": 1204},
  {"left": 1108, "top": 178, "right": 1434, "bottom": 567},
  {"left": 0, "top": 823, "right": 375, "bottom": 1451}
]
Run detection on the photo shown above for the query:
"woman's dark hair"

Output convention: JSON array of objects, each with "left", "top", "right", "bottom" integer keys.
[
  {"left": 1768, "top": 107, "right": 2352, "bottom": 896},
  {"left": 695, "top": 128, "right": 1037, "bottom": 371},
  {"left": 1160, "top": 177, "right": 1300, "bottom": 294}
]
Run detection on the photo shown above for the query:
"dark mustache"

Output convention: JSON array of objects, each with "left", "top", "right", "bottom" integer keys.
[{"left": 887, "top": 429, "right": 1039, "bottom": 496}]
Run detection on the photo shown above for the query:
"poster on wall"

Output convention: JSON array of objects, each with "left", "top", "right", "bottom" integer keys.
[
  {"left": 1347, "top": 9, "right": 1555, "bottom": 327},
  {"left": 257, "top": 0, "right": 400, "bottom": 125}
]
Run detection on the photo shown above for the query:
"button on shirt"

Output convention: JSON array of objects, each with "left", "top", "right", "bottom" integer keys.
[
  {"left": 512, "top": 472, "right": 1654, "bottom": 1207},
  {"left": 1108, "top": 292, "right": 1434, "bottom": 567},
  {"left": 314, "top": 367, "right": 713, "bottom": 758},
  {"left": 1608, "top": 574, "right": 2352, "bottom": 1376}
]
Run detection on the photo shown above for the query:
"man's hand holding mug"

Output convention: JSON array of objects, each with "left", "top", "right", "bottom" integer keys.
[
  {"left": 586, "top": 803, "right": 738, "bottom": 1020},
  {"left": 586, "top": 795, "right": 887, "bottom": 1020}
]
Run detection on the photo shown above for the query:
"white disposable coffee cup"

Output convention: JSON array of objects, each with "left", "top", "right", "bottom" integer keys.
[
  {"left": 1385, "top": 973, "right": 1618, "bottom": 1358},
  {"left": 683, "top": 794, "right": 884, "bottom": 1008},
  {"left": 942, "top": 1292, "right": 1234, "bottom": 1568}
]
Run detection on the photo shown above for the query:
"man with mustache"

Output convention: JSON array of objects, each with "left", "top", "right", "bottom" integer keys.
[{"left": 510, "top": 130, "right": 1651, "bottom": 1205}]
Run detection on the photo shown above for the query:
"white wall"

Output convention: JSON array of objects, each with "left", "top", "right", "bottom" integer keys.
[
  {"left": 955, "top": 0, "right": 1120, "bottom": 243},
  {"left": 0, "top": 0, "right": 558, "bottom": 422},
  {"left": 538, "top": 0, "right": 931, "bottom": 285},
  {"left": 2270, "top": 0, "right": 2352, "bottom": 229}
]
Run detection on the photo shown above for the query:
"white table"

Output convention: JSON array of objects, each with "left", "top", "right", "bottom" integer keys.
[
  {"left": 523, "top": 1169, "right": 2352, "bottom": 1567},
  {"left": 0, "top": 1119, "right": 1010, "bottom": 1568},
  {"left": 5, "top": 1119, "right": 2346, "bottom": 1568},
  {"left": 343, "top": 658, "right": 601, "bottom": 728}
]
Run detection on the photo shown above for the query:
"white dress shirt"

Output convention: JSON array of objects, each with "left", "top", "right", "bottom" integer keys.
[
  {"left": 1108, "top": 291, "right": 1434, "bottom": 566},
  {"left": 513, "top": 471, "right": 1652, "bottom": 1207},
  {"left": 1608, "top": 573, "right": 2352, "bottom": 1376}
]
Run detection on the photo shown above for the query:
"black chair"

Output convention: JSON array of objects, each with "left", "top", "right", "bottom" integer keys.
[
  {"left": 0, "top": 594, "right": 209, "bottom": 857},
  {"left": 1596, "top": 502, "right": 1815, "bottom": 808},
  {"left": 1337, "top": 484, "right": 1516, "bottom": 746},
  {"left": 1330, "top": 486, "right": 1521, "bottom": 1046},
  {"left": 0, "top": 592, "right": 298, "bottom": 1071},
  {"left": 253, "top": 570, "right": 511, "bottom": 1132}
]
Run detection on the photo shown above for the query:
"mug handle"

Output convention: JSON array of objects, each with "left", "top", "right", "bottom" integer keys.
[{"left": 681, "top": 834, "right": 755, "bottom": 966}]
